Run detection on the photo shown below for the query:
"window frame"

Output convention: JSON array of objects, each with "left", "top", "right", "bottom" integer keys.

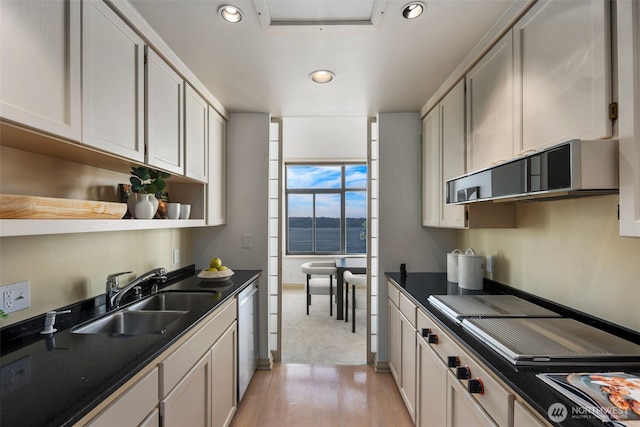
[{"left": 285, "top": 162, "right": 367, "bottom": 255}]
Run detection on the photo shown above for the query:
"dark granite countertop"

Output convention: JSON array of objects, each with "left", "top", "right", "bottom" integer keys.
[
  {"left": 386, "top": 272, "right": 640, "bottom": 427},
  {"left": 0, "top": 266, "right": 261, "bottom": 427}
]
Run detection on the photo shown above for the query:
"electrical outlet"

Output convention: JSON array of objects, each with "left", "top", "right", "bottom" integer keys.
[
  {"left": 173, "top": 248, "right": 180, "bottom": 264},
  {"left": 242, "top": 233, "right": 252, "bottom": 249},
  {"left": 0, "top": 281, "right": 30, "bottom": 314}
]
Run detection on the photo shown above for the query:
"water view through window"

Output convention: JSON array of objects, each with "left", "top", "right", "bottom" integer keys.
[{"left": 286, "top": 164, "right": 367, "bottom": 255}]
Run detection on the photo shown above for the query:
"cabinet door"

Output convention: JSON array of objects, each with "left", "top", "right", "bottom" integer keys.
[
  {"left": 387, "top": 298, "right": 401, "bottom": 384},
  {"left": 211, "top": 323, "right": 237, "bottom": 427},
  {"left": 400, "top": 314, "right": 416, "bottom": 422},
  {"left": 162, "top": 353, "right": 211, "bottom": 427},
  {"left": 446, "top": 371, "right": 497, "bottom": 427},
  {"left": 82, "top": 0, "right": 144, "bottom": 162},
  {"left": 440, "top": 80, "right": 467, "bottom": 228},
  {"left": 514, "top": 401, "right": 547, "bottom": 427},
  {"left": 466, "top": 31, "right": 515, "bottom": 173},
  {"left": 146, "top": 47, "right": 184, "bottom": 175},
  {"left": 185, "top": 84, "right": 208, "bottom": 182},
  {"left": 416, "top": 334, "right": 446, "bottom": 427},
  {"left": 422, "top": 107, "right": 441, "bottom": 227},
  {"left": 87, "top": 368, "right": 159, "bottom": 427},
  {"left": 207, "top": 106, "right": 226, "bottom": 225},
  {"left": 618, "top": 0, "right": 640, "bottom": 237},
  {"left": 0, "top": 0, "right": 81, "bottom": 141},
  {"left": 514, "top": 0, "right": 611, "bottom": 154}
]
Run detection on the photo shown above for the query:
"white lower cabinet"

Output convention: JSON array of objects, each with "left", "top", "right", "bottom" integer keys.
[
  {"left": 415, "top": 308, "right": 514, "bottom": 427},
  {"left": 447, "top": 370, "right": 497, "bottom": 427},
  {"left": 513, "top": 401, "right": 549, "bottom": 427},
  {"left": 211, "top": 324, "right": 238, "bottom": 427},
  {"left": 162, "top": 353, "right": 212, "bottom": 427},
  {"left": 387, "top": 282, "right": 417, "bottom": 423},
  {"left": 416, "top": 330, "right": 446, "bottom": 427}
]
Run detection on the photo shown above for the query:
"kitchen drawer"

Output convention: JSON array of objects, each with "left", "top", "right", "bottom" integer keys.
[
  {"left": 417, "top": 309, "right": 465, "bottom": 365},
  {"left": 388, "top": 280, "right": 400, "bottom": 307},
  {"left": 160, "top": 298, "right": 236, "bottom": 397},
  {"left": 399, "top": 292, "right": 417, "bottom": 328}
]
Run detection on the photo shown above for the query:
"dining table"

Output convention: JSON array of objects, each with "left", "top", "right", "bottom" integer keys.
[{"left": 335, "top": 257, "right": 367, "bottom": 321}]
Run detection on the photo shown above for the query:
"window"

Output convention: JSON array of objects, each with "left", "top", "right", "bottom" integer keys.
[{"left": 286, "top": 163, "right": 367, "bottom": 255}]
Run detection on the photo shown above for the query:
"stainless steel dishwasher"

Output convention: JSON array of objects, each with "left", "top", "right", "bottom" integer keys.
[{"left": 237, "top": 280, "right": 259, "bottom": 401}]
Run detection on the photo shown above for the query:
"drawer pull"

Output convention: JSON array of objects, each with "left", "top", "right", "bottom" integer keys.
[
  {"left": 427, "top": 333, "right": 438, "bottom": 344},
  {"left": 468, "top": 378, "right": 484, "bottom": 394},
  {"left": 447, "top": 355, "right": 460, "bottom": 368},
  {"left": 421, "top": 328, "right": 431, "bottom": 337},
  {"left": 456, "top": 366, "right": 471, "bottom": 380}
]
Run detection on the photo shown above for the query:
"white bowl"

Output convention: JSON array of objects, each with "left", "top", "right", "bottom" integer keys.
[{"left": 197, "top": 268, "right": 234, "bottom": 281}]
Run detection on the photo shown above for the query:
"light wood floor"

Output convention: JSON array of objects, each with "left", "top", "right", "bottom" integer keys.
[{"left": 230, "top": 363, "right": 414, "bottom": 427}]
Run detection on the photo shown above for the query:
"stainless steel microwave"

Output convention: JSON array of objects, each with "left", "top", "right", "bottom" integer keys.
[{"left": 446, "top": 139, "right": 619, "bottom": 204}]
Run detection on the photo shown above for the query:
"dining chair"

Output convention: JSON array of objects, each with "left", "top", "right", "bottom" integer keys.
[
  {"left": 300, "top": 261, "right": 338, "bottom": 316},
  {"left": 343, "top": 270, "right": 367, "bottom": 333}
]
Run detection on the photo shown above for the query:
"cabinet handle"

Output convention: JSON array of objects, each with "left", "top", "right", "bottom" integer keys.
[
  {"left": 456, "top": 366, "right": 471, "bottom": 380},
  {"left": 421, "top": 328, "right": 431, "bottom": 337},
  {"left": 447, "top": 355, "right": 460, "bottom": 368},
  {"left": 427, "top": 333, "right": 438, "bottom": 344},
  {"left": 468, "top": 378, "right": 484, "bottom": 394}
]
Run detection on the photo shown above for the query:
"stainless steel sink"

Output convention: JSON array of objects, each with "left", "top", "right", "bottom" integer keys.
[
  {"left": 72, "top": 310, "right": 187, "bottom": 335},
  {"left": 71, "top": 292, "right": 216, "bottom": 335},
  {"left": 126, "top": 292, "right": 215, "bottom": 311}
]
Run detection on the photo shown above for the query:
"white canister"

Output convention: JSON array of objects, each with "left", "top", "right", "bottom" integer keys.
[
  {"left": 447, "top": 249, "right": 462, "bottom": 283},
  {"left": 458, "top": 248, "right": 485, "bottom": 290}
]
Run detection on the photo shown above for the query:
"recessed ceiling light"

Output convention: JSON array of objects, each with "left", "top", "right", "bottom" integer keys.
[
  {"left": 309, "top": 70, "right": 335, "bottom": 84},
  {"left": 218, "top": 5, "right": 243, "bottom": 23},
  {"left": 402, "top": 2, "right": 426, "bottom": 19}
]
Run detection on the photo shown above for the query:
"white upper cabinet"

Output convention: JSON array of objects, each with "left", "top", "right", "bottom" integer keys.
[
  {"left": 422, "top": 106, "right": 441, "bottom": 227},
  {"left": 514, "top": 0, "right": 611, "bottom": 154},
  {"left": 185, "top": 84, "right": 208, "bottom": 183},
  {"left": 422, "top": 80, "right": 466, "bottom": 228},
  {"left": 82, "top": 0, "right": 145, "bottom": 162},
  {"left": 207, "top": 106, "right": 226, "bottom": 225},
  {"left": 0, "top": 0, "right": 81, "bottom": 141},
  {"left": 146, "top": 47, "right": 185, "bottom": 175},
  {"left": 466, "top": 31, "right": 516, "bottom": 173},
  {"left": 439, "top": 80, "right": 467, "bottom": 228},
  {"left": 618, "top": 0, "right": 640, "bottom": 238}
]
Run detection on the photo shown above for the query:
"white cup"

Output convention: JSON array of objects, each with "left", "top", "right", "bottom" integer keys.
[
  {"left": 458, "top": 248, "right": 485, "bottom": 290},
  {"left": 167, "top": 203, "right": 181, "bottom": 219},
  {"left": 179, "top": 204, "right": 191, "bottom": 219}
]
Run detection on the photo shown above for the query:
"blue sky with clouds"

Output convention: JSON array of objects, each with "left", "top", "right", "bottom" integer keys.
[{"left": 287, "top": 165, "right": 367, "bottom": 217}]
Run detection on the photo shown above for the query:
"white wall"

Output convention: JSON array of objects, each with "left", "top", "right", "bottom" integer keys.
[
  {"left": 376, "top": 112, "right": 457, "bottom": 361},
  {"left": 192, "top": 113, "right": 271, "bottom": 361},
  {"left": 282, "top": 116, "right": 367, "bottom": 161}
]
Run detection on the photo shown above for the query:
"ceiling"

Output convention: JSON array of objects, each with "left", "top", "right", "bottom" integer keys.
[{"left": 130, "top": 0, "right": 521, "bottom": 117}]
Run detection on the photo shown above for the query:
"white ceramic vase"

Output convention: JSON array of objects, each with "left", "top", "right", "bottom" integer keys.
[
  {"left": 128, "top": 193, "right": 159, "bottom": 219},
  {"left": 134, "top": 194, "right": 157, "bottom": 219}
]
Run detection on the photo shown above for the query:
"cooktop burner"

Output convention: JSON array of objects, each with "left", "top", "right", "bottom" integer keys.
[
  {"left": 427, "top": 294, "right": 560, "bottom": 323},
  {"left": 462, "top": 317, "right": 640, "bottom": 366}
]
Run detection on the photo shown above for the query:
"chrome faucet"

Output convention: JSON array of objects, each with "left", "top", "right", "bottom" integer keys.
[{"left": 106, "top": 268, "right": 168, "bottom": 310}]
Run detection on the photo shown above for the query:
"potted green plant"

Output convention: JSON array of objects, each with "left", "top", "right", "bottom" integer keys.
[{"left": 128, "top": 167, "right": 171, "bottom": 219}]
